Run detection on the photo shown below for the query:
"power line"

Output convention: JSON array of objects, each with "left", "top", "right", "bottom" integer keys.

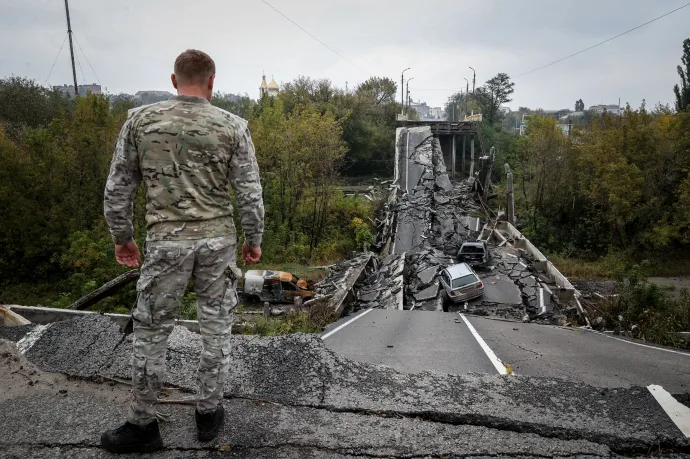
[
  {"left": 74, "top": 44, "right": 87, "bottom": 85},
  {"left": 44, "top": 34, "right": 68, "bottom": 85},
  {"left": 73, "top": 34, "right": 101, "bottom": 84},
  {"left": 260, "top": 0, "right": 367, "bottom": 74},
  {"left": 516, "top": 2, "right": 690, "bottom": 77}
]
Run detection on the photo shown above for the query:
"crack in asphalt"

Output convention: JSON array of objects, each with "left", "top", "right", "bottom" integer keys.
[
  {"left": 0, "top": 442, "right": 609, "bottom": 458},
  {"left": 496, "top": 330, "right": 542, "bottom": 357},
  {"left": 218, "top": 394, "right": 690, "bottom": 456}
]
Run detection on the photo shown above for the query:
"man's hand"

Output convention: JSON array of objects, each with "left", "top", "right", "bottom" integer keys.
[
  {"left": 115, "top": 241, "right": 141, "bottom": 268},
  {"left": 242, "top": 242, "right": 262, "bottom": 265}
]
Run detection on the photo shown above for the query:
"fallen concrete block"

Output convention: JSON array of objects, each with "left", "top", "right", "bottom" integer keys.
[
  {"left": 414, "top": 282, "right": 439, "bottom": 301},
  {"left": 416, "top": 265, "right": 439, "bottom": 285}
]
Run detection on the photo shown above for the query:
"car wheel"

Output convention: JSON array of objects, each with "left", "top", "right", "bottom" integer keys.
[{"left": 441, "top": 290, "right": 449, "bottom": 312}]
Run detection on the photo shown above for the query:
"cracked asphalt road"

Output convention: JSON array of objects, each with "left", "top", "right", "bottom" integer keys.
[
  {"left": 466, "top": 315, "right": 690, "bottom": 393},
  {"left": 2, "top": 315, "right": 689, "bottom": 458},
  {"left": 323, "top": 309, "right": 497, "bottom": 374}
]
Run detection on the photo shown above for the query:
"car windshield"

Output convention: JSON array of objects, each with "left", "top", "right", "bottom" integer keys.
[
  {"left": 461, "top": 246, "right": 485, "bottom": 254},
  {"left": 452, "top": 274, "right": 477, "bottom": 289}
]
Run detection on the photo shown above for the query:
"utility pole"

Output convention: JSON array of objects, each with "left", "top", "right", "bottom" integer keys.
[
  {"left": 400, "top": 68, "right": 410, "bottom": 115},
  {"left": 406, "top": 77, "right": 414, "bottom": 116},
  {"left": 505, "top": 164, "right": 515, "bottom": 224},
  {"left": 469, "top": 66, "right": 476, "bottom": 94},
  {"left": 64, "top": 0, "right": 78, "bottom": 96}
]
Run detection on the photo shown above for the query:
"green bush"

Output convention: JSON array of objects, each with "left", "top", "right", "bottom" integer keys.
[{"left": 595, "top": 266, "right": 690, "bottom": 348}]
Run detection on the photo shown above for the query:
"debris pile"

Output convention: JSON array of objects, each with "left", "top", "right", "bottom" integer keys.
[
  {"left": 313, "top": 124, "right": 583, "bottom": 324},
  {"left": 306, "top": 253, "right": 375, "bottom": 316},
  {"left": 405, "top": 247, "right": 453, "bottom": 310},
  {"left": 354, "top": 253, "right": 405, "bottom": 310}
]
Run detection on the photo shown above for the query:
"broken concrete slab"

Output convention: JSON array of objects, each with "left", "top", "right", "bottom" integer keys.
[
  {"left": 10, "top": 316, "right": 690, "bottom": 455},
  {"left": 0, "top": 323, "right": 37, "bottom": 342},
  {"left": 358, "top": 291, "right": 379, "bottom": 302},
  {"left": 413, "top": 282, "right": 439, "bottom": 301},
  {"left": 519, "top": 276, "right": 537, "bottom": 288},
  {"left": 416, "top": 265, "right": 439, "bottom": 285},
  {"left": 0, "top": 374, "right": 613, "bottom": 459},
  {"left": 24, "top": 315, "right": 124, "bottom": 379},
  {"left": 473, "top": 273, "right": 522, "bottom": 306}
]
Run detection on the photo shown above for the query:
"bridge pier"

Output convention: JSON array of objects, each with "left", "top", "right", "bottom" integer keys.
[
  {"left": 469, "top": 138, "right": 475, "bottom": 178},
  {"left": 451, "top": 135, "right": 456, "bottom": 182}
]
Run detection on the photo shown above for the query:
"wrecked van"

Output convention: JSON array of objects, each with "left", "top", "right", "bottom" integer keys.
[
  {"left": 243, "top": 270, "right": 315, "bottom": 304},
  {"left": 457, "top": 241, "right": 491, "bottom": 267}
]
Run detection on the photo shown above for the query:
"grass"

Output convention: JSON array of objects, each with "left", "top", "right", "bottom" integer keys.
[
  {"left": 242, "top": 301, "right": 339, "bottom": 336},
  {"left": 586, "top": 273, "right": 690, "bottom": 349},
  {"left": 549, "top": 253, "right": 627, "bottom": 279},
  {"left": 549, "top": 253, "right": 690, "bottom": 280}
]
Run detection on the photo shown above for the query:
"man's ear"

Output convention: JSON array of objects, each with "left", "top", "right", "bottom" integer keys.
[
  {"left": 208, "top": 74, "right": 215, "bottom": 91},
  {"left": 171, "top": 73, "right": 178, "bottom": 89}
]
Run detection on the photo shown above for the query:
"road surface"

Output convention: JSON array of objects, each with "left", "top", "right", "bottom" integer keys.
[
  {"left": 323, "top": 309, "right": 497, "bottom": 374},
  {"left": 324, "top": 309, "right": 690, "bottom": 393}
]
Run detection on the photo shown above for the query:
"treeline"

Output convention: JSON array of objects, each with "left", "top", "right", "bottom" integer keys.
[
  {"left": 511, "top": 41, "right": 690, "bottom": 264},
  {"left": 0, "top": 75, "right": 400, "bottom": 309},
  {"left": 514, "top": 107, "right": 690, "bottom": 262}
]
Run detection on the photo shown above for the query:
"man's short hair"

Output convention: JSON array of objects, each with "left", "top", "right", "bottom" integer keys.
[{"left": 174, "top": 49, "right": 216, "bottom": 85}]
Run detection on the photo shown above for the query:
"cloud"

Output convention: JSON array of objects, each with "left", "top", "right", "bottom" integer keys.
[{"left": 1, "top": 0, "right": 688, "bottom": 110}]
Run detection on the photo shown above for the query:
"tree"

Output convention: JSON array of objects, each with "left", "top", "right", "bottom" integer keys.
[
  {"left": 211, "top": 92, "right": 254, "bottom": 119},
  {"left": 475, "top": 73, "right": 515, "bottom": 125},
  {"left": 674, "top": 38, "right": 690, "bottom": 112},
  {"left": 575, "top": 99, "right": 585, "bottom": 111},
  {"left": 356, "top": 77, "right": 397, "bottom": 106},
  {"left": 443, "top": 92, "right": 480, "bottom": 121},
  {"left": 0, "top": 76, "right": 72, "bottom": 140}
]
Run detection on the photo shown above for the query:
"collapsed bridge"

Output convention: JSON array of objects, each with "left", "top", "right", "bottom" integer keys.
[{"left": 313, "top": 124, "right": 585, "bottom": 325}]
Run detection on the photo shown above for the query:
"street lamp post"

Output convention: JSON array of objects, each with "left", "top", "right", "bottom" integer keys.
[
  {"left": 463, "top": 77, "right": 469, "bottom": 116},
  {"left": 406, "top": 77, "right": 414, "bottom": 115},
  {"left": 400, "top": 68, "right": 410, "bottom": 114},
  {"left": 469, "top": 66, "right": 476, "bottom": 94}
]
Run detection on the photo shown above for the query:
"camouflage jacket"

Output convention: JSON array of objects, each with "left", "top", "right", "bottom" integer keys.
[{"left": 104, "top": 95, "right": 264, "bottom": 246}]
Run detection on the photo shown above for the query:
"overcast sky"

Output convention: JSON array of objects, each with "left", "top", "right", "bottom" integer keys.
[{"left": 2, "top": 0, "right": 689, "bottom": 110}]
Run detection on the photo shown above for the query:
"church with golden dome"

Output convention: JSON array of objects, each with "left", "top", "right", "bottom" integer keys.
[{"left": 259, "top": 73, "right": 279, "bottom": 98}]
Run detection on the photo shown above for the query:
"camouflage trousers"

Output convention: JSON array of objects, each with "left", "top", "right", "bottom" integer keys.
[{"left": 127, "top": 236, "right": 240, "bottom": 425}]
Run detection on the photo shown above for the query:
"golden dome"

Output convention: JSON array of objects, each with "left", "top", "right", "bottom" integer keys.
[{"left": 268, "top": 78, "right": 279, "bottom": 90}]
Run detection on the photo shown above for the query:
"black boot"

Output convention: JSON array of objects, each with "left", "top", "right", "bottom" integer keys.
[
  {"left": 196, "top": 404, "right": 225, "bottom": 441},
  {"left": 101, "top": 420, "right": 163, "bottom": 453}
]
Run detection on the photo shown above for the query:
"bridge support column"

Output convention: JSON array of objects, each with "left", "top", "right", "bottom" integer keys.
[
  {"left": 469, "top": 137, "right": 475, "bottom": 178},
  {"left": 451, "top": 135, "right": 456, "bottom": 182},
  {"left": 462, "top": 136, "right": 466, "bottom": 173}
]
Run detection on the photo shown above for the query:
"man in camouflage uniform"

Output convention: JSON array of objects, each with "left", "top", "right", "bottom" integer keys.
[{"left": 101, "top": 49, "right": 264, "bottom": 454}]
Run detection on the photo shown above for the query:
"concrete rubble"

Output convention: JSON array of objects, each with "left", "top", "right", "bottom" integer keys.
[
  {"left": 353, "top": 252, "right": 405, "bottom": 310},
  {"left": 327, "top": 125, "right": 589, "bottom": 326},
  {"left": 1, "top": 314, "right": 689, "bottom": 458},
  {"left": 304, "top": 252, "right": 376, "bottom": 315}
]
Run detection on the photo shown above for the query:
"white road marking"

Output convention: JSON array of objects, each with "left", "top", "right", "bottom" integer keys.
[
  {"left": 518, "top": 261, "right": 528, "bottom": 269},
  {"left": 321, "top": 308, "right": 374, "bottom": 340},
  {"left": 16, "top": 324, "right": 51, "bottom": 354},
  {"left": 475, "top": 219, "right": 480, "bottom": 232},
  {"left": 648, "top": 385, "right": 690, "bottom": 438},
  {"left": 542, "top": 283, "right": 553, "bottom": 295},
  {"left": 459, "top": 314, "right": 509, "bottom": 375},
  {"left": 584, "top": 329, "right": 690, "bottom": 357},
  {"left": 538, "top": 288, "right": 546, "bottom": 315}
]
